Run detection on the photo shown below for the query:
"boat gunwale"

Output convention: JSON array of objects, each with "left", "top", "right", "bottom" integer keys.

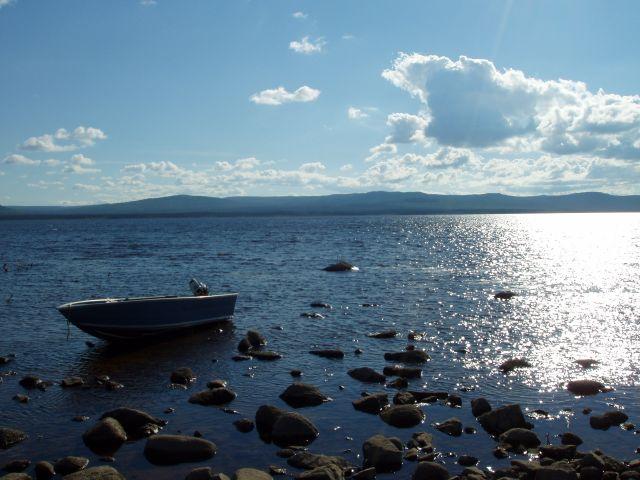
[{"left": 57, "top": 292, "right": 238, "bottom": 311}]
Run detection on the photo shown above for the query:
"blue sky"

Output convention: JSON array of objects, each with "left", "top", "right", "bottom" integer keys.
[{"left": 1, "top": 0, "right": 639, "bottom": 205}]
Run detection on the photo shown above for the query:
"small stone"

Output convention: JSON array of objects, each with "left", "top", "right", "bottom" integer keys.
[
  {"left": 383, "top": 350, "right": 429, "bottom": 364},
  {"left": 300, "top": 312, "right": 324, "bottom": 319},
  {"left": 3, "top": 459, "right": 30, "bottom": 472},
  {"left": 233, "top": 419, "right": 255, "bottom": 433},
  {"left": 435, "top": 417, "right": 463, "bottom": 436},
  {"left": 185, "top": 467, "right": 214, "bottom": 480},
  {"left": 238, "top": 337, "right": 252, "bottom": 353},
  {"left": 393, "top": 392, "right": 416, "bottom": 405},
  {"left": 348, "top": 367, "right": 386, "bottom": 383},
  {"left": 82, "top": 417, "right": 127, "bottom": 456},
  {"left": 73, "top": 416, "right": 90, "bottom": 422},
  {"left": 61, "top": 376, "right": 85, "bottom": 388},
  {"left": 354, "top": 348, "right": 363, "bottom": 355},
  {"left": 368, "top": 330, "right": 397, "bottom": 339},
  {"left": 54, "top": 456, "right": 89, "bottom": 476},
  {"left": 99, "top": 407, "right": 165, "bottom": 440},
  {"left": 309, "top": 350, "right": 344, "bottom": 359},
  {"left": 412, "top": 461, "right": 450, "bottom": 480},
  {"left": 170, "top": 367, "right": 196, "bottom": 385},
  {"left": 290, "top": 370, "right": 302, "bottom": 377},
  {"left": 279, "top": 383, "right": 331, "bottom": 408},
  {"left": 539, "top": 444, "right": 576, "bottom": 460},
  {"left": 13, "top": 394, "right": 29, "bottom": 403},
  {"left": 189, "top": 388, "right": 237, "bottom": 406},
  {"left": 310, "top": 302, "right": 332, "bottom": 309},
  {"left": 207, "top": 380, "right": 227, "bottom": 389},
  {"left": 447, "top": 394, "right": 462, "bottom": 408}
]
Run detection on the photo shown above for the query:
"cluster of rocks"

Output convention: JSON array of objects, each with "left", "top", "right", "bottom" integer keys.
[{"left": 236, "top": 330, "right": 282, "bottom": 361}]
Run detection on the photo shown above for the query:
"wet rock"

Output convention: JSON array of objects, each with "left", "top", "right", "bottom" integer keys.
[
  {"left": 233, "top": 419, "right": 254, "bottom": 433},
  {"left": 380, "top": 405, "right": 424, "bottom": 428},
  {"left": 100, "top": 408, "right": 165, "bottom": 440},
  {"left": 170, "top": 367, "right": 196, "bottom": 385},
  {"left": 353, "top": 393, "right": 389, "bottom": 414},
  {"left": 287, "top": 451, "right": 352, "bottom": 470},
  {"left": 189, "top": 388, "right": 237, "bottom": 406},
  {"left": 350, "top": 468, "right": 376, "bottom": 480},
  {"left": 73, "top": 416, "right": 90, "bottom": 422},
  {"left": 233, "top": 469, "right": 273, "bottom": 480},
  {"left": 458, "top": 455, "right": 478, "bottom": 467},
  {"left": 559, "top": 432, "right": 583, "bottom": 446},
  {"left": 212, "top": 475, "right": 231, "bottom": 480},
  {"left": 238, "top": 338, "right": 252, "bottom": 353},
  {"left": 393, "top": 392, "right": 416, "bottom": 405},
  {"left": 13, "top": 394, "right": 29, "bottom": 404},
  {"left": 309, "top": 350, "right": 344, "bottom": 359},
  {"left": 82, "top": 417, "right": 127, "bottom": 456},
  {"left": 247, "top": 330, "right": 267, "bottom": 348},
  {"left": 493, "top": 446, "right": 508, "bottom": 459},
  {"left": 368, "top": 330, "right": 397, "bottom": 339},
  {"left": 144, "top": 434, "right": 217, "bottom": 465},
  {"left": 499, "top": 428, "right": 541, "bottom": 450},
  {"left": 248, "top": 351, "right": 282, "bottom": 361},
  {"left": 383, "top": 350, "right": 429, "bottom": 364},
  {"left": 232, "top": 355, "right": 251, "bottom": 361},
  {"left": 382, "top": 365, "right": 421, "bottom": 379},
  {"left": 185, "top": 467, "right": 214, "bottom": 480},
  {"left": 409, "top": 391, "right": 448, "bottom": 402},
  {"left": 18, "top": 375, "right": 42, "bottom": 389},
  {"left": 271, "top": 412, "right": 319, "bottom": 447},
  {"left": 310, "top": 302, "right": 332, "bottom": 309},
  {"left": 354, "top": 348, "right": 363, "bottom": 355},
  {"left": 290, "top": 370, "right": 302, "bottom": 377},
  {"left": 301, "top": 312, "right": 325, "bottom": 319},
  {"left": 207, "top": 379, "right": 227, "bottom": 389},
  {"left": 348, "top": 367, "right": 385, "bottom": 383},
  {"left": 534, "top": 466, "right": 577, "bottom": 480},
  {"left": 54, "top": 456, "right": 89, "bottom": 476},
  {"left": 323, "top": 261, "right": 357, "bottom": 272},
  {"left": 298, "top": 464, "right": 343, "bottom": 480},
  {"left": 435, "top": 417, "right": 463, "bottom": 436},
  {"left": 3, "top": 460, "right": 30, "bottom": 472},
  {"left": 447, "top": 394, "right": 462, "bottom": 408},
  {"left": 406, "top": 432, "right": 433, "bottom": 450},
  {"left": 268, "top": 466, "right": 285, "bottom": 477},
  {"left": 104, "top": 380, "right": 123, "bottom": 391},
  {"left": 471, "top": 397, "right": 491, "bottom": 417},
  {"left": 580, "top": 467, "right": 603, "bottom": 480},
  {"left": 477, "top": 404, "right": 531, "bottom": 435},
  {"left": 590, "top": 411, "right": 629, "bottom": 430},
  {"left": 34, "top": 461, "right": 55, "bottom": 480},
  {"left": 539, "top": 444, "right": 576, "bottom": 460},
  {"left": 0, "top": 475, "right": 31, "bottom": 480},
  {"left": 386, "top": 378, "right": 408, "bottom": 389},
  {"left": 0, "top": 428, "right": 27, "bottom": 449},
  {"left": 362, "top": 434, "right": 403, "bottom": 472},
  {"left": 280, "top": 383, "right": 331, "bottom": 408},
  {"left": 61, "top": 466, "right": 126, "bottom": 480},
  {"left": 499, "top": 358, "right": 532, "bottom": 373},
  {"left": 494, "top": 291, "right": 516, "bottom": 300},
  {"left": 566, "top": 380, "right": 607, "bottom": 396},
  {"left": 576, "top": 359, "right": 599, "bottom": 368},
  {"left": 61, "top": 376, "right": 85, "bottom": 388},
  {"left": 412, "top": 461, "right": 450, "bottom": 480},
  {"left": 255, "top": 405, "right": 285, "bottom": 439}
]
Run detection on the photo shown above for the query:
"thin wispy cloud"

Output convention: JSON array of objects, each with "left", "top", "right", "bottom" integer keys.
[
  {"left": 0, "top": 0, "right": 14, "bottom": 9},
  {"left": 140, "top": 0, "right": 157, "bottom": 5},
  {"left": 20, "top": 126, "right": 107, "bottom": 153},
  {"left": 292, "top": 11, "right": 307, "bottom": 19},
  {"left": 347, "top": 107, "right": 368, "bottom": 120},
  {"left": 250, "top": 86, "right": 321, "bottom": 106},
  {"left": 289, "top": 36, "right": 326, "bottom": 55}
]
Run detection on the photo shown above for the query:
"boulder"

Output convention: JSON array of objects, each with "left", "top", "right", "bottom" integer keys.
[
  {"left": 566, "top": 380, "right": 606, "bottom": 396},
  {"left": 353, "top": 393, "right": 389, "bottom": 414},
  {"left": 383, "top": 350, "right": 429, "bottom": 364},
  {"left": 362, "top": 434, "right": 403, "bottom": 472},
  {"left": 34, "top": 461, "right": 55, "bottom": 480},
  {"left": 412, "top": 461, "right": 450, "bottom": 480},
  {"left": 170, "top": 367, "right": 196, "bottom": 385},
  {"left": 185, "top": 467, "right": 214, "bottom": 480},
  {"left": 590, "top": 411, "right": 629, "bottom": 430},
  {"left": 347, "top": 367, "right": 385, "bottom": 383},
  {"left": 3, "top": 460, "right": 30, "bottom": 472},
  {"left": 386, "top": 378, "right": 408, "bottom": 389},
  {"left": 0, "top": 428, "right": 27, "bottom": 449},
  {"left": 100, "top": 408, "right": 165, "bottom": 439},
  {"left": 287, "top": 451, "right": 352, "bottom": 470},
  {"left": 368, "top": 330, "right": 397, "bottom": 339},
  {"left": 539, "top": 444, "right": 576, "bottom": 460},
  {"left": 82, "top": 418, "right": 127, "bottom": 456},
  {"left": 144, "top": 434, "right": 217, "bottom": 465},
  {"left": 247, "top": 330, "right": 267, "bottom": 348},
  {"left": 255, "top": 405, "right": 285, "bottom": 439},
  {"left": 189, "top": 388, "right": 237, "bottom": 406},
  {"left": 233, "top": 469, "right": 273, "bottom": 480},
  {"left": 393, "top": 392, "right": 416, "bottom": 405},
  {"left": 380, "top": 405, "right": 424, "bottom": 428},
  {"left": 499, "top": 428, "right": 541, "bottom": 450},
  {"left": 471, "top": 398, "right": 491, "bottom": 417},
  {"left": 407, "top": 432, "right": 433, "bottom": 450},
  {"left": 499, "top": 358, "right": 532, "bottom": 373},
  {"left": 271, "top": 412, "right": 319, "bottom": 447},
  {"left": 382, "top": 365, "right": 421, "bottom": 378},
  {"left": 435, "top": 417, "right": 463, "bottom": 437},
  {"left": 238, "top": 338, "right": 252, "bottom": 353},
  {"left": 61, "top": 466, "right": 126, "bottom": 479},
  {"left": 477, "top": 404, "right": 531, "bottom": 435},
  {"left": 458, "top": 455, "right": 478, "bottom": 467},
  {"left": 309, "top": 350, "right": 344, "bottom": 359},
  {"left": 53, "top": 457, "right": 89, "bottom": 476},
  {"left": 559, "top": 432, "right": 583, "bottom": 446},
  {"left": 280, "top": 383, "right": 331, "bottom": 408}
]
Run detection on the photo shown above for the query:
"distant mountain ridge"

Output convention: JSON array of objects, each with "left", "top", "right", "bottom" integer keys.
[{"left": 2, "top": 191, "right": 640, "bottom": 219}]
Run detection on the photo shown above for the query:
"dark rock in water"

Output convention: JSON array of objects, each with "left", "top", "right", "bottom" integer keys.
[
  {"left": 576, "top": 359, "right": 599, "bottom": 369},
  {"left": 271, "top": 412, "right": 319, "bottom": 447},
  {"left": 290, "top": 370, "right": 302, "bottom": 377},
  {"left": 560, "top": 432, "right": 583, "bottom": 445},
  {"left": 297, "top": 464, "right": 342, "bottom": 480},
  {"left": 287, "top": 451, "right": 352, "bottom": 470},
  {"left": 435, "top": 417, "right": 463, "bottom": 436},
  {"left": 354, "top": 348, "right": 363, "bottom": 355},
  {"left": 380, "top": 405, "right": 424, "bottom": 428},
  {"left": 0, "top": 355, "right": 14, "bottom": 365},
  {"left": 412, "top": 461, "right": 450, "bottom": 480},
  {"left": 493, "top": 446, "right": 508, "bottom": 459},
  {"left": 362, "top": 434, "right": 403, "bottom": 472},
  {"left": 464, "top": 426, "right": 476, "bottom": 434},
  {"left": 170, "top": 367, "right": 196, "bottom": 385},
  {"left": 19, "top": 375, "right": 42, "bottom": 389},
  {"left": 144, "top": 434, "right": 217, "bottom": 465},
  {"left": 383, "top": 365, "right": 421, "bottom": 379},
  {"left": 353, "top": 393, "right": 389, "bottom": 414},
  {"left": 255, "top": 405, "right": 286, "bottom": 440},
  {"left": 249, "top": 351, "right": 282, "bottom": 361},
  {"left": 383, "top": 350, "right": 429, "bottom": 364},
  {"left": 368, "top": 330, "right": 397, "bottom": 339},
  {"left": 409, "top": 391, "right": 448, "bottom": 402},
  {"left": 539, "top": 444, "right": 577, "bottom": 460},
  {"left": 310, "top": 302, "right": 332, "bottom": 309},
  {"left": 458, "top": 455, "right": 478, "bottom": 467},
  {"left": 232, "top": 355, "right": 252, "bottom": 361},
  {"left": 34, "top": 461, "right": 55, "bottom": 480},
  {"left": 350, "top": 468, "right": 376, "bottom": 480},
  {"left": 348, "top": 367, "right": 386, "bottom": 383},
  {"left": 534, "top": 466, "right": 578, "bottom": 480},
  {"left": 386, "top": 377, "right": 409, "bottom": 389},
  {"left": 494, "top": 291, "right": 516, "bottom": 300},
  {"left": 233, "top": 468, "right": 273, "bottom": 480},
  {"left": 238, "top": 338, "right": 252, "bottom": 353},
  {"left": 189, "top": 388, "right": 237, "bottom": 406},
  {"left": 393, "top": 392, "right": 416, "bottom": 405},
  {"left": 62, "top": 466, "right": 126, "bottom": 480},
  {"left": 499, "top": 428, "right": 541, "bottom": 450},
  {"left": 309, "top": 350, "right": 344, "bottom": 359},
  {"left": 280, "top": 383, "right": 331, "bottom": 408},
  {"left": 73, "top": 415, "right": 90, "bottom": 422},
  {"left": 82, "top": 417, "right": 127, "bottom": 456},
  {"left": 100, "top": 407, "right": 165, "bottom": 440},
  {"left": 233, "top": 419, "right": 255, "bottom": 433},
  {"left": 207, "top": 379, "right": 227, "bottom": 389},
  {"left": 499, "top": 358, "right": 532, "bottom": 373},
  {"left": 323, "top": 261, "right": 356, "bottom": 272},
  {"left": 478, "top": 404, "right": 531, "bottom": 435},
  {"left": 3, "top": 459, "right": 30, "bottom": 472},
  {"left": 186, "top": 467, "right": 215, "bottom": 480},
  {"left": 580, "top": 452, "right": 606, "bottom": 470},
  {"left": 567, "top": 380, "right": 607, "bottom": 396},
  {"left": 407, "top": 431, "right": 433, "bottom": 450},
  {"left": 447, "top": 394, "right": 462, "bottom": 408},
  {"left": 54, "top": 456, "right": 89, "bottom": 475},
  {"left": 104, "top": 380, "right": 124, "bottom": 391},
  {"left": 580, "top": 467, "right": 603, "bottom": 480},
  {"left": 61, "top": 376, "right": 85, "bottom": 388},
  {"left": 590, "top": 411, "right": 629, "bottom": 430},
  {"left": 13, "top": 394, "right": 29, "bottom": 404},
  {"left": 0, "top": 427, "right": 27, "bottom": 449},
  {"left": 301, "top": 312, "right": 325, "bottom": 319},
  {"left": 247, "top": 330, "right": 267, "bottom": 348}
]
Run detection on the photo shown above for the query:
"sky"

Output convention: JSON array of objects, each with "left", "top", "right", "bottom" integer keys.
[{"left": 1, "top": 0, "right": 639, "bottom": 205}]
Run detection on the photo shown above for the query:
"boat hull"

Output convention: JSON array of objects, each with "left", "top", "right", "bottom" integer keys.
[{"left": 58, "top": 294, "right": 237, "bottom": 341}]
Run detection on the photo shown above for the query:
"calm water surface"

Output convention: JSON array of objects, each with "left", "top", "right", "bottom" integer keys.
[{"left": 0, "top": 214, "right": 639, "bottom": 478}]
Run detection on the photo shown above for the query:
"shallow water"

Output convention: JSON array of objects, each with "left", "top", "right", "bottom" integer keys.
[{"left": 0, "top": 213, "right": 639, "bottom": 478}]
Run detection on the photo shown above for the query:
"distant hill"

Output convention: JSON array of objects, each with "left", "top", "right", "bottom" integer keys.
[{"left": 2, "top": 191, "right": 640, "bottom": 219}]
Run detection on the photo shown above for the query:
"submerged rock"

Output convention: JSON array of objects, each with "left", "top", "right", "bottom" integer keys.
[
  {"left": 310, "top": 302, "right": 332, "bottom": 309},
  {"left": 144, "top": 434, "right": 217, "bottom": 465},
  {"left": 13, "top": 394, "right": 29, "bottom": 404},
  {"left": 61, "top": 376, "right": 85, "bottom": 388},
  {"left": 393, "top": 392, "right": 416, "bottom": 405},
  {"left": 368, "top": 330, "right": 397, "bottom": 339},
  {"left": 348, "top": 367, "right": 386, "bottom": 383},
  {"left": 494, "top": 291, "right": 517, "bottom": 300},
  {"left": 383, "top": 365, "right": 421, "bottom": 379},
  {"left": 207, "top": 379, "right": 227, "bottom": 389},
  {"left": 233, "top": 419, "right": 255, "bottom": 433},
  {"left": 287, "top": 451, "right": 352, "bottom": 471},
  {"left": 566, "top": 380, "right": 607, "bottom": 396},
  {"left": 189, "top": 388, "right": 237, "bottom": 406},
  {"left": 309, "top": 350, "right": 344, "bottom": 359},
  {"left": 248, "top": 351, "right": 282, "bottom": 361},
  {"left": 301, "top": 312, "right": 325, "bottom": 319},
  {"left": 386, "top": 377, "right": 409, "bottom": 389},
  {"left": 279, "top": 383, "right": 331, "bottom": 408},
  {"left": 477, "top": 404, "right": 531, "bottom": 435},
  {"left": 353, "top": 393, "right": 389, "bottom": 414},
  {"left": 0, "top": 427, "right": 27, "bottom": 449},
  {"left": 170, "top": 367, "right": 196, "bottom": 385},
  {"left": 499, "top": 358, "right": 532, "bottom": 373},
  {"left": 380, "top": 405, "right": 424, "bottom": 428},
  {"left": 383, "top": 350, "right": 429, "bottom": 364},
  {"left": 362, "top": 434, "right": 403, "bottom": 472},
  {"left": 435, "top": 417, "right": 463, "bottom": 437},
  {"left": 412, "top": 462, "right": 450, "bottom": 480},
  {"left": 185, "top": 467, "right": 215, "bottom": 480},
  {"left": 82, "top": 417, "right": 127, "bottom": 456},
  {"left": 18, "top": 375, "right": 43, "bottom": 389},
  {"left": 99, "top": 407, "right": 165, "bottom": 440},
  {"left": 323, "top": 261, "right": 357, "bottom": 272},
  {"left": 471, "top": 397, "right": 492, "bottom": 417}
]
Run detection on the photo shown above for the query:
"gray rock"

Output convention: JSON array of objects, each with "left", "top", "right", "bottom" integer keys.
[
  {"left": 380, "top": 405, "right": 424, "bottom": 428},
  {"left": 566, "top": 380, "right": 606, "bottom": 396},
  {"left": 255, "top": 405, "right": 285, "bottom": 439},
  {"left": 186, "top": 467, "right": 214, "bottom": 480},
  {"left": 82, "top": 417, "right": 127, "bottom": 456},
  {"left": 309, "top": 350, "right": 344, "bottom": 359},
  {"left": 590, "top": 411, "right": 628, "bottom": 430},
  {"left": 54, "top": 457, "right": 89, "bottom": 476},
  {"left": 271, "top": 412, "right": 319, "bottom": 447},
  {"left": 435, "top": 417, "right": 463, "bottom": 437},
  {"left": 477, "top": 404, "right": 531, "bottom": 435},
  {"left": 189, "top": 388, "right": 237, "bottom": 406},
  {"left": 471, "top": 398, "right": 491, "bottom": 417},
  {"left": 247, "top": 330, "right": 267, "bottom": 348},
  {"left": 144, "top": 434, "right": 217, "bottom": 465},
  {"left": 353, "top": 393, "right": 389, "bottom": 414},
  {"left": 279, "top": 383, "right": 330, "bottom": 408},
  {"left": 61, "top": 466, "right": 126, "bottom": 480},
  {"left": 100, "top": 407, "right": 165, "bottom": 440},
  {"left": 170, "top": 367, "right": 196, "bottom": 385},
  {"left": 348, "top": 367, "right": 386, "bottom": 383},
  {"left": 383, "top": 350, "right": 429, "bottom": 364},
  {"left": 382, "top": 365, "right": 421, "bottom": 378},
  {"left": 232, "top": 468, "right": 273, "bottom": 480},
  {"left": 34, "top": 461, "right": 55, "bottom": 480},
  {"left": 499, "top": 428, "right": 540, "bottom": 450},
  {"left": 362, "top": 434, "right": 403, "bottom": 472},
  {"left": 412, "top": 461, "right": 450, "bottom": 480}
]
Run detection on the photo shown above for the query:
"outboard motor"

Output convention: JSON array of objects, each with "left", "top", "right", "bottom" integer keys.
[{"left": 189, "top": 278, "right": 209, "bottom": 296}]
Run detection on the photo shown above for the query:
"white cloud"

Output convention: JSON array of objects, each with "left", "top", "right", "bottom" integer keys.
[
  {"left": 292, "top": 11, "right": 307, "bottom": 19},
  {"left": 348, "top": 107, "right": 368, "bottom": 120},
  {"left": 20, "top": 126, "right": 107, "bottom": 152},
  {"left": 342, "top": 34, "right": 355, "bottom": 40},
  {"left": 382, "top": 53, "right": 640, "bottom": 159},
  {"left": 385, "top": 113, "right": 428, "bottom": 143},
  {"left": 74, "top": 183, "right": 101, "bottom": 192},
  {"left": 340, "top": 164, "right": 353, "bottom": 172},
  {"left": 140, "top": 0, "right": 157, "bottom": 5},
  {"left": 365, "top": 143, "right": 397, "bottom": 163},
  {"left": 43, "top": 159, "right": 61, "bottom": 167},
  {"left": 63, "top": 154, "right": 100, "bottom": 174},
  {"left": 250, "top": 86, "right": 321, "bottom": 106},
  {"left": 0, "top": 0, "right": 14, "bottom": 8},
  {"left": 299, "top": 162, "right": 326, "bottom": 173},
  {"left": 2, "top": 154, "right": 40, "bottom": 165},
  {"left": 235, "top": 157, "right": 261, "bottom": 170},
  {"left": 289, "top": 36, "right": 326, "bottom": 55}
]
